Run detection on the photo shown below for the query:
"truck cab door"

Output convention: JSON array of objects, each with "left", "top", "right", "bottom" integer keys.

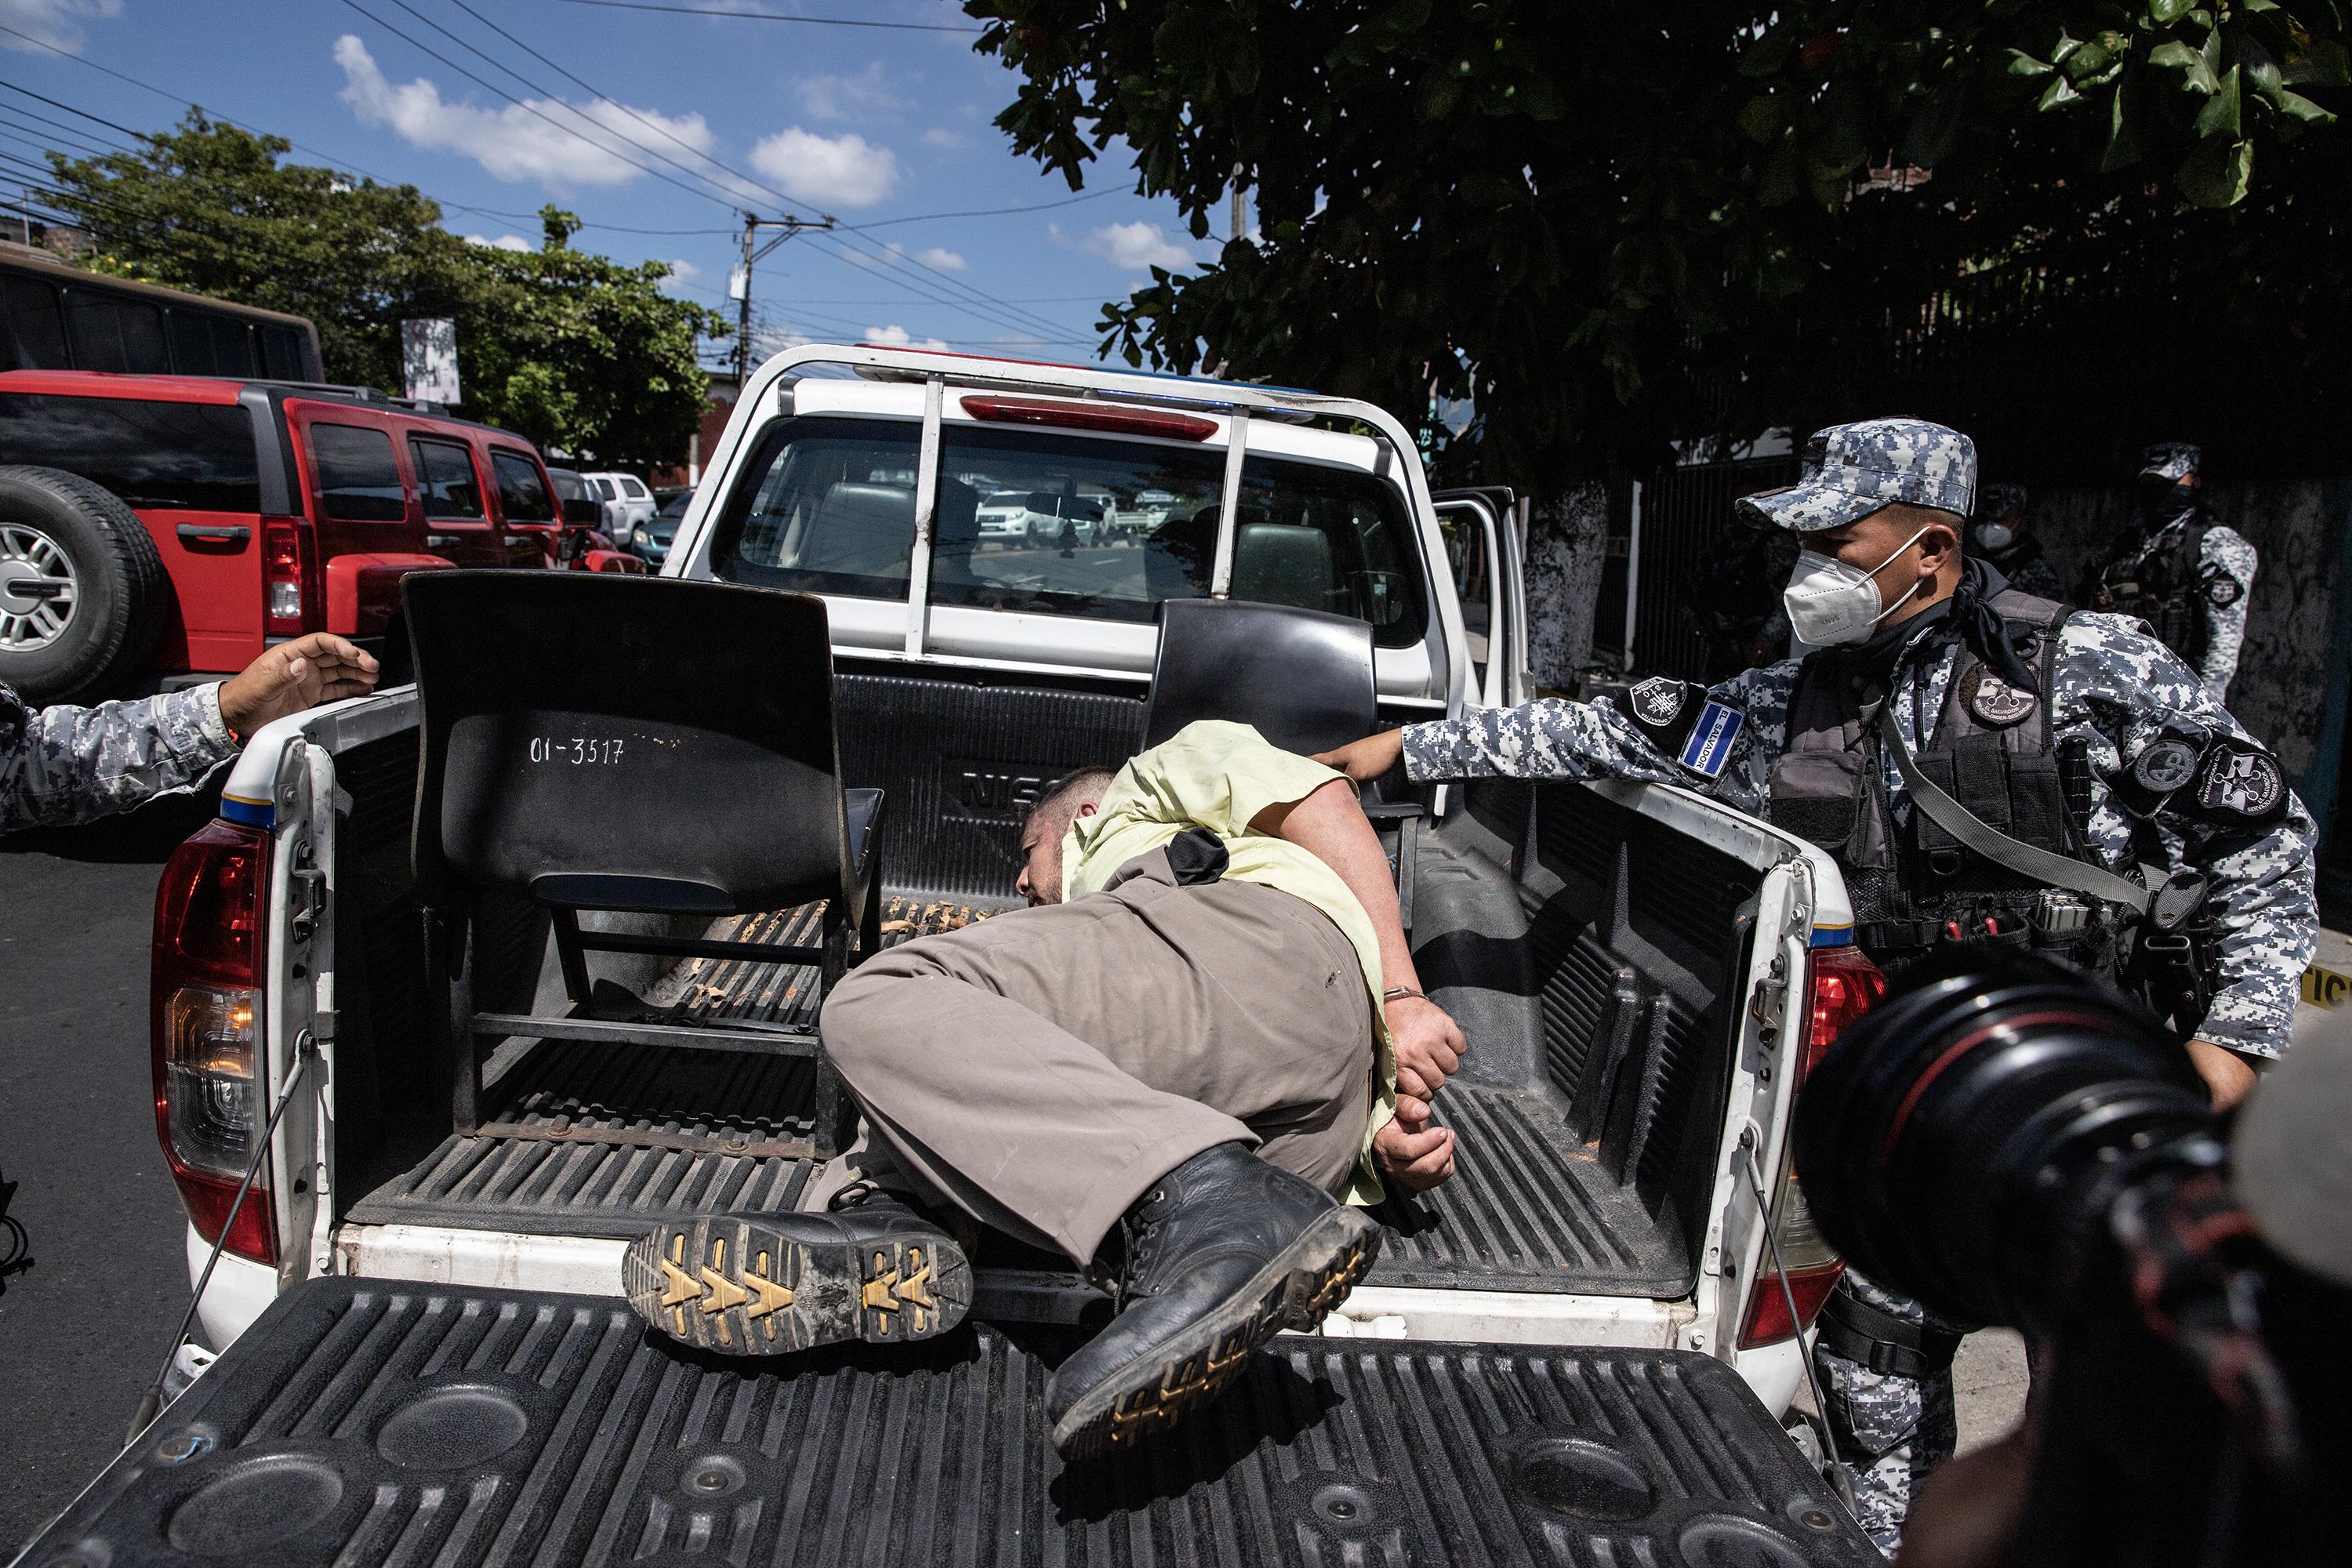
[{"left": 1430, "top": 488, "right": 1524, "bottom": 708}]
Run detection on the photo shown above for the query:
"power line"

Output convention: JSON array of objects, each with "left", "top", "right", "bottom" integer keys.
[
  {"left": 847, "top": 189, "right": 1118, "bottom": 232},
  {"left": 0, "top": 20, "right": 568, "bottom": 227},
  {"left": 547, "top": 0, "right": 984, "bottom": 33},
  {"left": 385, "top": 0, "right": 1082, "bottom": 345},
  {"left": 338, "top": 0, "right": 742, "bottom": 212},
  {"left": 0, "top": 78, "right": 146, "bottom": 140},
  {"left": 0, "top": 112, "right": 124, "bottom": 163}
]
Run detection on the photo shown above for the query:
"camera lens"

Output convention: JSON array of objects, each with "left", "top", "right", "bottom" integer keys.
[{"left": 1791, "top": 954, "right": 2212, "bottom": 1329}]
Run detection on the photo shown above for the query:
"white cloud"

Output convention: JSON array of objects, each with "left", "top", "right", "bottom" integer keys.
[
  {"left": 0, "top": 0, "right": 119, "bottom": 54},
  {"left": 1085, "top": 220, "right": 1197, "bottom": 274},
  {"left": 913, "top": 245, "right": 966, "bottom": 272},
  {"left": 465, "top": 233, "right": 533, "bottom": 251},
  {"left": 336, "top": 34, "right": 714, "bottom": 189},
  {"left": 747, "top": 126, "right": 899, "bottom": 209},
  {"left": 919, "top": 128, "right": 967, "bottom": 151},
  {"left": 659, "top": 258, "right": 701, "bottom": 293},
  {"left": 864, "top": 324, "right": 949, "bottom": 351},
  {"left": 797, "top": 63, "right": 911, "bottom": 122}
]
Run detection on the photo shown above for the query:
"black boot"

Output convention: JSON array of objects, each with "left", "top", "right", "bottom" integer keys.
[
  {"left": 1047, "top": 1143, "right": 1379, "bottom": 1459},
  {"left": 622, "top": 1189, "right": 971, "bottom": 1356}
]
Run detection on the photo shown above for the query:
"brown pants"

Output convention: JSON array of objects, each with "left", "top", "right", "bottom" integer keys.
[{"left": 815, "top": 849, "right": 1376, "bottom": 1264}]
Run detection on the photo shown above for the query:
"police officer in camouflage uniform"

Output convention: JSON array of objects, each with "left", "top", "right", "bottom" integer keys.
[
  {"left": 1318, "top": 418, "right": 2318, "bottom": 1555},
  {"left": 2, "top": 633, "right": 379, "bottom": 833},
  {"left": 2083, "top": 443, "right": 2257, "bottom": 704},
  {"left": 1970, "top": 482, "right": 2067, "bottom": 602}
]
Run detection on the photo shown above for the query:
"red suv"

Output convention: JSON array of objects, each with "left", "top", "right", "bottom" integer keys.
[{"left": 0, "top": 370, "right": 576, "bottom": 704}]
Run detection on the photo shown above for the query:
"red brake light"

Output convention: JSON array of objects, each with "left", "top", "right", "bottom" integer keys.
[
  {"left": 1800, "top": 944, "right": 1889, "bottom": 1081},
  {"left": 263, "top": 517, "right": 315, "bottom": 636},
  {"left": 1739, "top": 1261, "right": 1845, "bottom": 1348},
  {"left": 1735, "top": 943, "right": 1886, "bottom": 1349},
  {"left": 151, "top": 818, "right": 277, "bottom": 1265},
  {"left": 960, "top": 395, "right": 1218, "bottom": 442}
]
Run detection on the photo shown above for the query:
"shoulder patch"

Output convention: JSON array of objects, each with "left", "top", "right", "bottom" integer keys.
[
  {"left": 1678, "top": 700, "right": 1744, "bottom": 779},
  {"left": 2194, "top": 740, "right": 2288, "bottom": 823},
  {"left": 1630, "top": 676, "right": 1686, "bottom": 727},
  {"left": 1620, "top": 677, "right": 1703, "bottom": 759},
  {"left": 2205, "top": 572, "right": 2243, "bottom": 608},
  {"left": 2132, "top": 738, "right": 2201, "bottom": 796}
]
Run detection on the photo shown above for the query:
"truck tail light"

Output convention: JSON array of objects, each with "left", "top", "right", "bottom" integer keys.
[
  {"left": 1737, "top": 944, "right": 1887, "bottom": 1348},
  {"left": 263, "top": 518, "right": 315, "bottom": 635},
  {"left": 151, "top": 818, "right": 277, "bottom": 1265}
]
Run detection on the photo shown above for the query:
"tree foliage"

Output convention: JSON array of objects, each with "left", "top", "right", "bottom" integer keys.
[
  {"left": 42, "top": 115, "right": 724, "bottom": 467},
  {"left": 973, "top": 2, "right": 2350, "bottom": 488}
]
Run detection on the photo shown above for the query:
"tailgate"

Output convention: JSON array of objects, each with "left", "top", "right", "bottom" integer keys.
[{"left": 21, "top": 1279, "right": 1875, "bottom": 1567}]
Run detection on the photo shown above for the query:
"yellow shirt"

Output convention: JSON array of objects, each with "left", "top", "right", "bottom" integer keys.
[{"left": 1062, "top": 720, "right": 1395, "bottom": 1203}]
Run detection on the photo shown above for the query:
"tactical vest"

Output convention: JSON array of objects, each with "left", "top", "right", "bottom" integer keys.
[
  {"left": 1768, "top": 590, "right": 2117, "bottom": 982},
  {"left": 2092, "top": 515, "right": 2209, "bottom": 668}
]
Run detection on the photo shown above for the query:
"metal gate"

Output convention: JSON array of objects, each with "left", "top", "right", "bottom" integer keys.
[{"left": 1626, "top": 455, "right": 1802, "bottom": 684}]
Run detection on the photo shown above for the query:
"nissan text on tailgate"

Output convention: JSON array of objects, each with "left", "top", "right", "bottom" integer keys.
[{"left": 27, "top": 345, "right": 1886, "bottom": 1567}]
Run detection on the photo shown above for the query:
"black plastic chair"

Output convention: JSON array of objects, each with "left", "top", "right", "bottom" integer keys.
[
  {"left": 1142, "top": 598, "right": 1421, "bottom": 930},
  {"left": 406, "top": 571, "right": 884, "bottom": 1159}
]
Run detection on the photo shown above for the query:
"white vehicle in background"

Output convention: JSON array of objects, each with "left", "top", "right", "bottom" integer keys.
[
  {"left": 976, "top": 488, "right": 1036, "bottom": 546},
  {"left": 582, "top": 470, "right": 657, "bottom": 535}
]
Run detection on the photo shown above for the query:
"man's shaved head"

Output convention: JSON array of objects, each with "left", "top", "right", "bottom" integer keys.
[{"left": 1017, "top": 766, "right": 1118, "bottom": 906}]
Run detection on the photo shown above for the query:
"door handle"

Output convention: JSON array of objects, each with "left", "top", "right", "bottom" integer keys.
[{"left": 176, "top": 524, "right": 250, "bottom": 546}]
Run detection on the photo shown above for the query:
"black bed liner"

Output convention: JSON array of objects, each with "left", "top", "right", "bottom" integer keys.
[
  {"left": 19, "top": 1278, "right": 1875, "bottom": 1568},
  {"left": 344, "top": 906, "right": 1683, "bottom": 1298}
]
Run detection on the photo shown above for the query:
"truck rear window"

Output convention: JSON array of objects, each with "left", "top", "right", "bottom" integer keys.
[
  {"left": 0, "top": 393, "right": 260, "bottom": 510},
  {"left": 310, "top": 423, "right": 406, "bottom": 522},
  {"left": 709, "top": 415, "right": 1428, "bottom": 646}
]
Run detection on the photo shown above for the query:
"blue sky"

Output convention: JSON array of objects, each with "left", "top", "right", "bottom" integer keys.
[{"left": 0, "top": 0, "right": 1220, "bottom": 368}]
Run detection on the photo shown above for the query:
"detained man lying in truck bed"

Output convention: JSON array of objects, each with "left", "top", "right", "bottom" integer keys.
[{"left": 620, "top": 720, "right": 1463, "bottom": 1459}]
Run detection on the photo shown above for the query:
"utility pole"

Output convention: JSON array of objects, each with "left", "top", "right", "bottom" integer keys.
[
  {"left": 732, "top": 209, "right": 837, "bottom": 385},
  {"left": 1229, "top": 163, "right": 1247, "bottom": 246}
]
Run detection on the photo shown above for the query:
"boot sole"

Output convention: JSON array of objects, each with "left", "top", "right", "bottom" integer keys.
[
  {"left": 622, "top": 1217, "right": 971, "bottom": 1356},
  {"left": 1051, "top": 1206, "right": 1380, "bottom": 1461}
]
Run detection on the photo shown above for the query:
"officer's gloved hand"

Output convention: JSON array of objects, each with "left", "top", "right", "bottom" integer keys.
[{"left": 217, "top": 633, "right": 382, "bottom": 739}]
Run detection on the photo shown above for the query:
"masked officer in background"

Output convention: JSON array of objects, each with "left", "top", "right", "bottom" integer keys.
[
  {"left": 1970, "top": 482, "right": 2067, "bottom": 602},
  {"left": 1317, "top": 418, "right": 2318, "bottom": 1553},
  {"left": 2, "top": 633, "right": 379, "bottom": 833},
  {"left": 2085, "top": 442, "right": 2256, "bottom": 704}
]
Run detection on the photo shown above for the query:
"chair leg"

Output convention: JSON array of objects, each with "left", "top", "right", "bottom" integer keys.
[
  {"left": 435, "top": 904, "right": 485, "bottom": 1135},
  {"left": 549, "top": 907, "right": 594, "bottom": 1011},
  {"left": 855, "top": 847, "right": 884, "bottom": 964},
  {"left": 812, "top": 902, "right": 858, "bottom": 1158}
]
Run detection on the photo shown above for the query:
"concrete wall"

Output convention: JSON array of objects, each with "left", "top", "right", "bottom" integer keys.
[{"left": 2025, "top": 478, "right": 2352, "bottom": 834}]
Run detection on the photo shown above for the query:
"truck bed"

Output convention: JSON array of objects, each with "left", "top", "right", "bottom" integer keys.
[
  {"left": 328, "top": 672, "right": 1754, "bottom": 1307},
  {"left": 25, "top": 1277, "right": 1875, "bottom": 1568}
]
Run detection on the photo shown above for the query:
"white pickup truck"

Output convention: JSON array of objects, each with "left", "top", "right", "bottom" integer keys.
[{"left": 29, "top": 345, "right": 1883, "bottom": 1567}]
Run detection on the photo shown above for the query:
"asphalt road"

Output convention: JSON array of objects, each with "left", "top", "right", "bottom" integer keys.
[{"left": 0, "top": 787, "right": 220, "bottom": 1552}]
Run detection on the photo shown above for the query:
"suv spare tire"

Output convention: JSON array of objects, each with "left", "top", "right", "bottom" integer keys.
[{"left": 0, "top": 464, "right": 166, "bottom": 706}]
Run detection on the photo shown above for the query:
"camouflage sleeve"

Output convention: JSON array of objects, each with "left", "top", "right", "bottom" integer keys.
[
  {"left": 2058, "top": 615, "right": 2315, "bottom": 1058},
  {"left": 1398, "top": 670, "right": 1774, "bottom": 815},
  {"left": 2197, "top": 526, "right": 2256, "bottom": 702},
  {"left": 0, "top": 682, "right": 239, "bottom": 833}
]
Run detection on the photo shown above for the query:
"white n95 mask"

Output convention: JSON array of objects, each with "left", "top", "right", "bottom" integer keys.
[{"left": 1780, "top": 524, "right": 1933, "bottom": 647}]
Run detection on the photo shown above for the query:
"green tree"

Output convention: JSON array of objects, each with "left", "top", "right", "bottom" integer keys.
[
  {"left": 43, "top": 114, "right": 724, "bottom": 466},
  {"left": 973, "top": 2, "right": 2348, "bottom": 680}
]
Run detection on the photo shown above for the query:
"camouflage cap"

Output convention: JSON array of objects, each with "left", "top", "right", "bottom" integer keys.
[
  {"left": 2140, "top": 442, "right": 2203, "bottom": 482},
  {"left": 1737, "top": 418, "right": 1976, "bottom": 533},
  {"left": 1977, "top": 481, "right": 2028, "bottom": 521}
]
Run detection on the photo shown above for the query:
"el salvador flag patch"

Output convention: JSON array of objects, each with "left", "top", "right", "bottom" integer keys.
[{"left": 1678, "top": 701, "right": 1743, "bottom": 779}]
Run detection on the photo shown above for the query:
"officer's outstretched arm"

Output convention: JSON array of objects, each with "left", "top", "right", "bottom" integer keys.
[
  {"left": 2, "top": 684, "right": 239, "bottom": 833},
  {"left": 1316, "top": 677, "right": 1768, "bottom": 812}
]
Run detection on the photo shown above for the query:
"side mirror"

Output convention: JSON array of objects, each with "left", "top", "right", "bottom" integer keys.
[{"left": 1027, "top": 492, "right": 1063, "bottom": 516}]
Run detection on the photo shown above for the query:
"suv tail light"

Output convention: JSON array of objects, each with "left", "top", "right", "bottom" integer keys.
[
  {"left": 151, "top": 818, "right": 277, "bottom": 1265},
  {"left": 1737, "top": 943, "right": 1887, "bottom": 1348},
  {"left": 263, "top": 517, "right": 316, "bottom": 635}
]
